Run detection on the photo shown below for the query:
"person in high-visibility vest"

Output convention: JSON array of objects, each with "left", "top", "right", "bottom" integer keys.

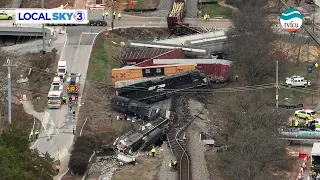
[
  {"left": 206, "top": 14, "right": 210, "bottom": 21},
  {"left": 102, "top": 13, "right": 105, "bottom": 20},
  {"left": 168, "top": 160, "right": 173, "bottom": 170},
  {"left": 204, "top": 14, "right": 207, "bottom": 22},
  {"left": 35, "top": 130, "right": 39, "bottom": 139},
  {"left": 30, "top": 131, "right": 34, "bottom": 139},
  {"left": 104, "top": 11, "right": 109, "bottom": 17},
  {"left": 173, "top": 160, "right": 177, "bottom": 170},
  {"left": 132, "top": 157, "right": 136, "bottom": 166},
  {"left": 113, "top": 12, "right": 116, "bottom": 19},
  {"left": 295, "top": 119, "right": 299, "bottom": 127},
  {"left": 118, "top": 13, "right": 121, "bottom": 20},
  {"left": 151, "top": 147, "right": 156, "bottom": 157}
]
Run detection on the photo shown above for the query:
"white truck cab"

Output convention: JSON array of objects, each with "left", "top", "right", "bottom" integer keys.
[
  {"left": 57, "top": 61, "right": 67, "bottom": 79},
  {"left": 286, "top": 77, "right": 310, "bottom": 87},
  {"left": 47, "top": 91, "right": 62, "bottom": 108},
  {"left": 51, "top": 76, "right": 63, "bottom": 90}
]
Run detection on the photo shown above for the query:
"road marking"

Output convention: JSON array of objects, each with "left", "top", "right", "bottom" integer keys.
[
  {"left": 59, "top": 33, "right": 68, "bottom": 62},
  {"left": 70, "top": 32, "right": 83, "bottom": 73},
  {"left": 82, "top": 32, "right": 99, "bottom": 35}
]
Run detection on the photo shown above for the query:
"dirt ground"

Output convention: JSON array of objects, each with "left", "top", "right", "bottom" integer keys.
[
  {"left": 112, "top": 150, "right": 163, "bottom": 180},
  {"left": 105, "top": 0, "right": 159, "bottom": 11},
  {"left": 20, "top": 0, "right": 74, "bottom": 8},
  {"left": 0, "top": 0, "right": 13, "bottom": 8}
]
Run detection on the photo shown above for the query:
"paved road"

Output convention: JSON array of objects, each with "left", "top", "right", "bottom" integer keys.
[{"left": 31, "top": 28, "right": 100, "bottom": 175}]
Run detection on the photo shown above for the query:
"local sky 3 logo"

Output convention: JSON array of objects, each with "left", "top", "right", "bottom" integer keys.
[
  {"left": 16, "top": 9, "right": 87, "bottom": 24},
  {"left": 280, "top": 8, "right": 303, "bottom": 32}
]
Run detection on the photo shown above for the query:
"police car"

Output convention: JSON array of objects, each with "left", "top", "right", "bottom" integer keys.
[
  {"left": 294, "top": 109, "right": 317, "bottom": 120},
  {"left": 0, "top": 12, "right": 13, "bottom": 20}
]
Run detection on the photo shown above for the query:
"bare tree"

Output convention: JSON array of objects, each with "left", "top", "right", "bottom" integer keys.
[
  {"left": 215, "top": 92, "right": 287, "bottom": 180},
  {"left": 226, "top": 1, "right": 277, "bottom": 85}
]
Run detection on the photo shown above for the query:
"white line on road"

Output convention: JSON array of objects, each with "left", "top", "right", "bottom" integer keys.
[
  {"left": 82, "top": 32, "right": 99, "bottom": 35},
  {"left": 59, "top": 33, "right": 68, "bottom": 62}
]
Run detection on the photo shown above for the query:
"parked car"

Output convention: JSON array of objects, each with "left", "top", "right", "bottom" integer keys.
[
  {"left": 0, "top": 12, "right": 13, "bottom": 20},
  {"left": 285, "top": 75, "right": 303, "bottom": 81},
  {"left": 295, "top": 109, "right": 317, "bottom": 120},
  {"left": 286, "top": 77, "right": 310, "bottom": 87}
]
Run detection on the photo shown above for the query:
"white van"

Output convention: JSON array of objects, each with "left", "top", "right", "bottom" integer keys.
[{"left": 57, "top": 61, "right": 67, "bottom": 79}]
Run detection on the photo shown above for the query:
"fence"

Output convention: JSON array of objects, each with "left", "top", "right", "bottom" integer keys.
[{"left": 81, "top": 151, "right": 97, "bottom": 180}]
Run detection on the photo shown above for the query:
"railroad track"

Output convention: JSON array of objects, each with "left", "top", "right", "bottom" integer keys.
[{"left": 167, "top": 95, "right": 205, "bottom": 180}]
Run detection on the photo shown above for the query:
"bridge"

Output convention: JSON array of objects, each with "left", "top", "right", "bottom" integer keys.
[{"left": 0, "top": 27, "right": 52, "bottom": 38}]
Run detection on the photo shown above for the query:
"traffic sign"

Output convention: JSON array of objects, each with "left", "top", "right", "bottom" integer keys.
[{"left": 308, "top": 65, "right": 313, "bottom": 73}]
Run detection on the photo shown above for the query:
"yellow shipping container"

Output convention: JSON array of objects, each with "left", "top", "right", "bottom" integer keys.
[{"left": 112, "top": 64, "right": 196, "bottom": 85}]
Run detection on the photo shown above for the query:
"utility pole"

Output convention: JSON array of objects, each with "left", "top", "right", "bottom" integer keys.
[
  {"left": 313, "top": 4, "right": 316, "bottom": 33},
  {"left": 276, "top": 60, "right": 279, "bottom": 109},
  {"left": 41, "top": 0, "right": 45, "bottom": 53},
  {"left": 111, "top": 0, "right": 115, "bottom": 30},
  {"left": 4, "top": 58, "right": 12, "bottom": 124}
]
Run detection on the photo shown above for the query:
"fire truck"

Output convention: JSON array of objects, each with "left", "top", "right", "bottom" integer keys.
[{"left": 67, "top": 73, "right": 81, "bottom": 94}]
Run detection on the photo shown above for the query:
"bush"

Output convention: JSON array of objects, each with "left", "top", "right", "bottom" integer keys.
[
  {"left": 69, "top": 135, "right": 98, "bottom": 175},
  {"left": 69, "top": 152, "right": 91, "bottom": 175}
]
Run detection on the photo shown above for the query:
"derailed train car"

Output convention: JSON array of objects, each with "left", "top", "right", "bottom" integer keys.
[
  {"left": 110, "top": 96, "right": 163, "bottom": 121},
  {"left": 115, "top": 70, "right": 207, "bottom": 103},
  {"left": 113, "top": 111, "right": 172, "bottom": 154}
]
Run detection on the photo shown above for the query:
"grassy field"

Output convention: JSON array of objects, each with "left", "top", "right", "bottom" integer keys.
[
  {"left": 88, "top": 34, "right": 121, "bottom": 83},
  {"left": 201, "top": 0, "right": 233, "bottom": 19},
  {"left": 133, "top": 0, "right": 149, "bottom": 9}
]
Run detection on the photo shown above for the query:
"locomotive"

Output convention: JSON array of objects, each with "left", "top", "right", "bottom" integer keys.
[
  {"left": 116, "top": 70, "right": 207, "bottom": 103},
  {"left": 110, "top": 96, "right": 161, "bottom": 121}
]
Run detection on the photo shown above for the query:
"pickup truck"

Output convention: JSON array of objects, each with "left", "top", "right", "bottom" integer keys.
[{"left": 286, "top": 77, "right": 311, "bottom": 87}]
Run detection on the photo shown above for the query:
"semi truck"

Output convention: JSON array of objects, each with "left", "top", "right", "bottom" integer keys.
[
  {"left": 66, "top": 73, "right": 81, "bottom": 94},
  {"left": 311, "top": 143, "right": 320, "bottom": 173}
]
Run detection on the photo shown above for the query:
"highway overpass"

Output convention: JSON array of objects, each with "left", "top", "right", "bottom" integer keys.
[{"left": 0, "top": 27, "right": 52, "bottom": 38}]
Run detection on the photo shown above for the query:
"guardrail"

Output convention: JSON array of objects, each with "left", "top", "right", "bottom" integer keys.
[{"left": 81, "top": 151, "right": 96, "bottom": 180}]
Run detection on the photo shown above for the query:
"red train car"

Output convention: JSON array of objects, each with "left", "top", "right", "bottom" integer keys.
[
  {"left": 167, "top": 0, "right": 186, "bottom": 30},
  {"left": 121, "top": 49, "right": 185, "bottom": 66},
  {"left": 135, "top": 58, "right": 232, "bottom": 82}
]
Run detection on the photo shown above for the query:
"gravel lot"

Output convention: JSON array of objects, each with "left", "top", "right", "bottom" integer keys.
[
  {"left": 185, "top": 0, "right": 199, "bottom": 18},
  {"left": 139, "top": 0, "right": 173, "bottom": 17},
  {"left": 158, "top": 144, "right": 178, "bottom": 180},
  {"left": 186, "top": 98, "right": 210, "bottom": 180}
]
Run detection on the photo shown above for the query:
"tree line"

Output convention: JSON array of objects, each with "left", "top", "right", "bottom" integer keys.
[{"left": 215, "top": 0, "right": 289, "bottom": 179}]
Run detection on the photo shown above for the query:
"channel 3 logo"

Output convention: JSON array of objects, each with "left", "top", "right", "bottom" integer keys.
[{"left": 73, "top": 11, "right": 85, "bottom": 22}]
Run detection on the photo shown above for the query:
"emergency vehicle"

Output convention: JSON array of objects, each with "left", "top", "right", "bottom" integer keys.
[
  {"left": 66, "top": 73, "right": 81, "bottom": 94},
  {"left": 295, "top": 109, "right": 317, "bottom": 120},
  {"left": 51, "top": 76, "right": 63, "bottom": 91},
  {"left": 57, "top": 61, "right": 67, "bottom": 80},
  {"left": 47, "top": 91, "right": 63, "bottom": 108}
]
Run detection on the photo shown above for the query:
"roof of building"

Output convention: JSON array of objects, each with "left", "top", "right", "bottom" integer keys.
[
  {"left": 121, "top": 48, "right": 172, "bottom": 61},
  {"left": 153, "top": 59, "right": 232, "bottom": 66}
]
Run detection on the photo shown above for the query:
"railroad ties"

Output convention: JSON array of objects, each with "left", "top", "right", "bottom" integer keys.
[{"left": 167, "top": 95, "right": 191, "bottom": 180}]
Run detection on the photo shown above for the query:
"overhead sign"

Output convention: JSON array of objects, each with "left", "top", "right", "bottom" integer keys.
[
  {"left": 15, "top": 9, "right": 88, "bottom": 24},
  {"left": 280, "top": 8, "right": 303, "bottom": 32}
]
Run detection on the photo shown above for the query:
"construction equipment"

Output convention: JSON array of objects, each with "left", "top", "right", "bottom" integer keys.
[{"left": 66, "top": 73, "right": 81, "bottom": 94}]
